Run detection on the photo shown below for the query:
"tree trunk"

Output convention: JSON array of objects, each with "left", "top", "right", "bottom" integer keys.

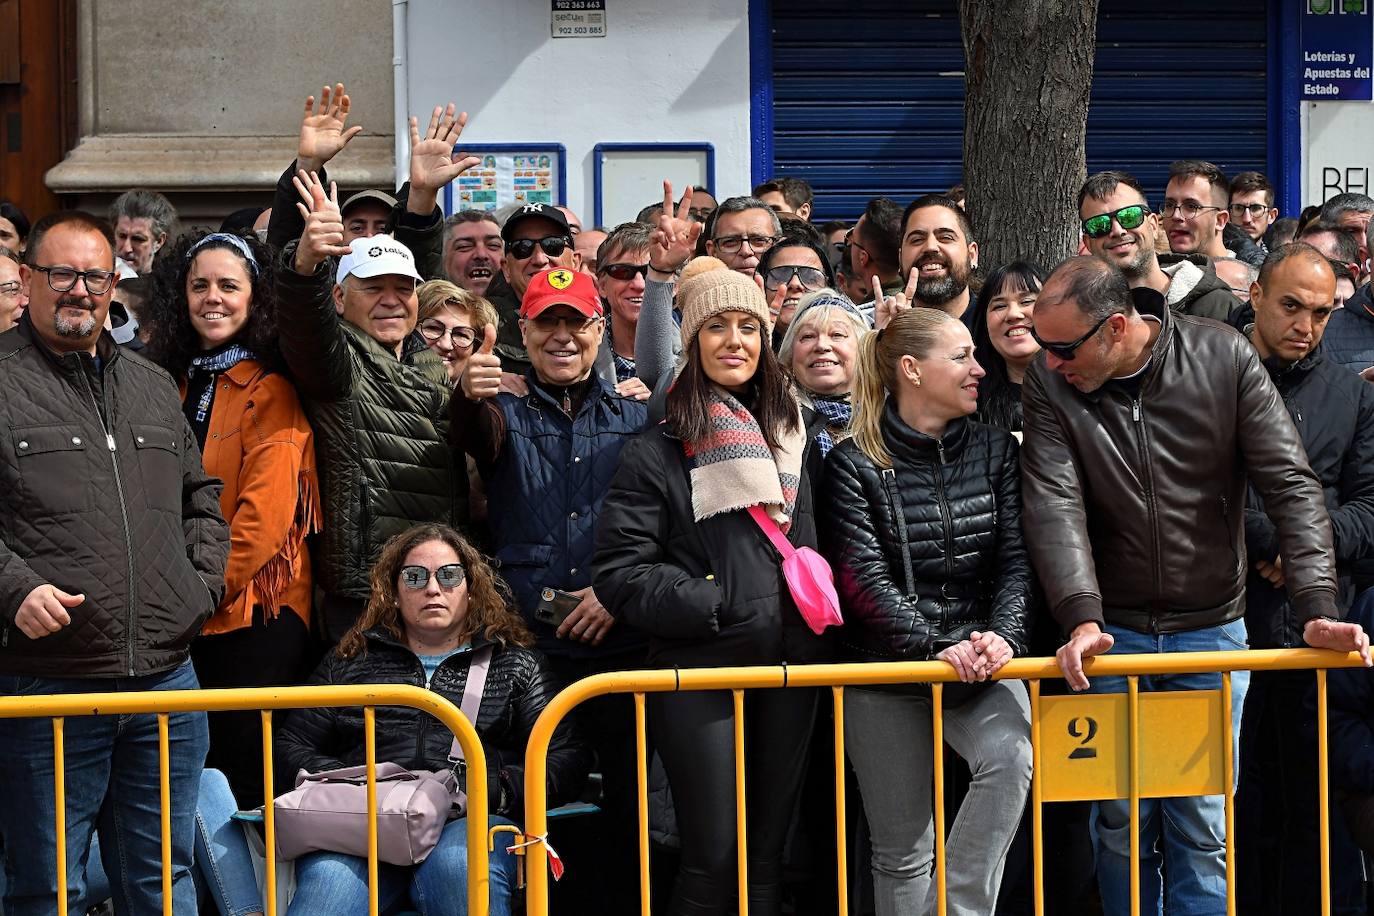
[{"left": 959, "top": 0, "right": 1098, "bottom": 273}]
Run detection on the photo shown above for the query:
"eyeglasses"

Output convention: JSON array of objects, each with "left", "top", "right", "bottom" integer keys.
[
  {"left": 30, "top": 265, "right": 116, "bottom": 296},
  {"left": 0, "top": 281, "right": 20, "bottom": 297},
  {"left": 506, "top": 236, "right": 571, "bottom": 260},
  {"left": 599, "top": 262, "right": 650, "bottom": 282},
  {"left": 763, "top": 265, "right": 827, "bottom": 291},
  {"left": 1229, "top": 203, "right": 1271, "bottom": 218},
  {"left": 528, "top": 312, "right": 601, "bottom": 334},
  {"left": 1160, "top": 200, "right": 1221, "bottom": 221},
  {"left": 399, "top": 563, "right": 466, "bottom": 590},
  {"left": 418, "top": 318, "right": 477, "bottom": 349},
  {"left": 712, "top": 234, "right": 778, "bottom": 255},
  {"left": 1081, "top": 205, "right": 1149, "bottom": 239},
  {"left": 1029, "top": 313, "right": 1115, "bottom": 361}
]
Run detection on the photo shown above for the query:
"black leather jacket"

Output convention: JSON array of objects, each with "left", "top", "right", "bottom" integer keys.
[
  {"left": 1021, "top": 296, "right": 1339, "bottom": 636},
  {"left": 277, "top": 630, "right": 590, "bottom": 819},
  {"left": 819, "top": 406, "right": 1034, "bottom": 661}
]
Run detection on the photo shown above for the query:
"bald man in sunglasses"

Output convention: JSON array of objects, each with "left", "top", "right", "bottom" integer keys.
[
  {"left": 1079, "top": 170, "right": 1239, "bottom": 324},
  {"left": 1021, "top": 255, "right": 1368, "bottom": 916}
]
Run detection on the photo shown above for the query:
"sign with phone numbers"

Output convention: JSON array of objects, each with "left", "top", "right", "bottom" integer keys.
[{"left": 551, "top": 1, "right": 606, "bottom": 39}]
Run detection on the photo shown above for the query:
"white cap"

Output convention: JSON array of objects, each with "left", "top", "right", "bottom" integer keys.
[{"left": 336, "top": 234, "right": 421, "bottom": 284}]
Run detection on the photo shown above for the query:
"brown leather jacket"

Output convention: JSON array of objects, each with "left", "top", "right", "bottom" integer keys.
[{"left": 1021, "top": 301, "right": 1339, "bottom": 636}]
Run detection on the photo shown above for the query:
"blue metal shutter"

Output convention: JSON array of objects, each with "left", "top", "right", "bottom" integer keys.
[{"left": 769, "top": 0, "right": 1269, "bottom": 222}]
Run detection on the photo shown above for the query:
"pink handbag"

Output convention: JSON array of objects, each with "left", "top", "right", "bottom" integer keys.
[
  {"left": 273, "top": 645, "right": 492, "bottom": 866},
  {"left": 747, "top": 505, "right": 843, "bottom": 635}
]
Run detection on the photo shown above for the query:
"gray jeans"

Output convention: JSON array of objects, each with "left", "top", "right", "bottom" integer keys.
[{"left": 845, "top": 681, "right": 1032, "bottom": 916}]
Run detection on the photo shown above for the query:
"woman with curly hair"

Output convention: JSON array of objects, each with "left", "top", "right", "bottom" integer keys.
[
  {"left": 143, "top": 229, "right": 320, "bottom": 806},
  {"left": 277, "top": 524, "right": 590, "bottom": 916}
]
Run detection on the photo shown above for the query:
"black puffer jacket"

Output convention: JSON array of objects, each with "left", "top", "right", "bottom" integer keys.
[
  {"left": 819, "top": 405, "right": 1033, "bottom": 662},
  {"left": 593, "top": 414, "right": 834, "bottom": 668},
  {"left": 0, "top": 317, "right": 229, "bottom": 676},
  {"left": 1239, "top": 344, "right": 1374, "bottom": 647},
  {"left": 277, "top": 630, "right": 590, "bottom": 820},
  {"left": 1323, "top": 283, "right": 1374, "bottom": 374}
]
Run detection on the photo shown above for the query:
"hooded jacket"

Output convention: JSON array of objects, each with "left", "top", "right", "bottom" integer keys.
[
  {"left": 1159, "top": 253, "right": 1242, "bottom": 323},
  {"left": 1021, "top": 294, "right": 1339, "bottom": 636},
  {"left": 1322, "top": 282, "right": 1374, "bottom": 375},
  {"left": 0, "top": 316, "right": 229, "bottom": 676}
]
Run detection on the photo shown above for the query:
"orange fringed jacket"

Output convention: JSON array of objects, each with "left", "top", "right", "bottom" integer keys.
[{"left": 182, "top": 360, "right": 321, "bottom": 635}]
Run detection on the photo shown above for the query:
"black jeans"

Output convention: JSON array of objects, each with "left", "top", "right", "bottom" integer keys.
[
  {"left": 1237, "top": 669, "right": 1368, "bottom": 915},
  {"left": 190, "top": 606, "right": 310, "bottom": 808},
  {"left": 650, "top": 687, "right": 819, "bottom": 916},
  {"left": 546, "top": 652, "right": 647, "bottom": 916}
]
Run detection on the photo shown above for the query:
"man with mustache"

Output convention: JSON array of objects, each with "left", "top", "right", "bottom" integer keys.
[
  {"left": 1079, "top": 171, "right": 1238, "bottom": 322},
  {"left": 442, "top": 210, "right": 503, "bottom": 296},
  {"left": 0, "top": 211, "right": 229, "bottom": 914},
  {"left": 893, "top": 194, "right": 979, "bottom": 324},
  {"left": 1230, "top": 243, "right": 1374, "bottom": 914}
]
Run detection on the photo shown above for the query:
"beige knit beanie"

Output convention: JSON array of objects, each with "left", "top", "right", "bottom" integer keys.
[{"left": 676, "top": 257, "right": 772, "bottom": 354}]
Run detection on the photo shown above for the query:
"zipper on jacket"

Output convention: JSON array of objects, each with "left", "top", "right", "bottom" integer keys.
[
  {"left": 82, "top": 372, "right": 138, "bottom": 676},
  {"left": 931, "top": 446, "right": 955, "bottom": 632},
  {"left": 1131, "top": 395, "right": 1163, "bottom": 633}
]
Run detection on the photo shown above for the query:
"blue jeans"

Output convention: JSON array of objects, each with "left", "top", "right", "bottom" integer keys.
[
  {"left": 1087, "top": 619, "right": 1250, "bottom": 916},
  {"left": 0, "top": 659, "right": 209, "bottom": 916},
  {"left": 287, "top": 816, "right": 520, "bottom": 916},
  {"left": 87, "top": 769, "right": 265, "bottom": 916}
]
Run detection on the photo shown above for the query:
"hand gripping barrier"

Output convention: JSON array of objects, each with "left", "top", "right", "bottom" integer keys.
[
  {"left": 519, "top": 648, "right": 1369, "bottom": 916},
  {"left": 0, "top": 684, "right": 493, "bottom": 916}
]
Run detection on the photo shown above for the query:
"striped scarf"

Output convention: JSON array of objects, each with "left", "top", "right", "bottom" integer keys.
[{"left": 683, "top": 388, "right": 805, "bottom": 532}]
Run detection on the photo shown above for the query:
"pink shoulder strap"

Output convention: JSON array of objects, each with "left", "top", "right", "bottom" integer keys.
[
  {"left": 447, "top": 644, "right": 493, "bottom": 764},
  {"left": 747, "top": 505, "right": 796, "bottom": 559}
]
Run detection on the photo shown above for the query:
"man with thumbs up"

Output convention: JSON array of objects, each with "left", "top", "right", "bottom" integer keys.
[{"left": 451, "top": 266, "right": 650, "bottom": 911}]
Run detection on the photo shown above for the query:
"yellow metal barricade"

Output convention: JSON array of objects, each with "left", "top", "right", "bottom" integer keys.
[
  {"left": 0, "top": 684, "right": 492, "bottom": 916},
  {"left": 520, "top": 648, "right": 1368, "bottom": 916}
]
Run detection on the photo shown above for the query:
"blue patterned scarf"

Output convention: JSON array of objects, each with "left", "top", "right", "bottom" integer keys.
[
  {"left": 187, "top": 344, "right": 255, "bottom": 423},
  {"left": 810, "top": 393, "right": 853, "bottom": 456}
]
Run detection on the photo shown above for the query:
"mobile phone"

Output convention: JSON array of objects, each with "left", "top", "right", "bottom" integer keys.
[{"left": 535, "top": 587, "right": 581, "bottom": 627}]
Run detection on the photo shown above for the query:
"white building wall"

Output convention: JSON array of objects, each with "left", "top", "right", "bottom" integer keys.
[{"left": 399, "top": 0, "right": 753, "bottom": 226}]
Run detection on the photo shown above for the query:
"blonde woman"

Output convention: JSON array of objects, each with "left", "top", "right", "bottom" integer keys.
[
  {"left": 817, "top": 308, "right": 1034, "bottom": 916},
  {"left": 417, "top": 280, "right": 498, "bottom": 384}
]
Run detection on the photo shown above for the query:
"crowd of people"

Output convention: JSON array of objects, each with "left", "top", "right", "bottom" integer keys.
[{"left": 3, "top": 81, "right": 1374, "bottom": 916}]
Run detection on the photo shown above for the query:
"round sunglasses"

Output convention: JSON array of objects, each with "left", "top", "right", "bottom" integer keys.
[{"left": 399, "top": 564, "right": 466, "bottom": 590}]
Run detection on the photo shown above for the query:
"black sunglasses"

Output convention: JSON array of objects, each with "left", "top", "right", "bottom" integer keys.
[
  {"left": 1029, "top": 313, "right": 1114, "bottom": 361},
  {"left": 399, "top": 564, "right": 466, "bottom": 590},
  {"left": 506, "top": 236, "right": 571, "bottom": 260},
  {"left": 1080, "top": 205, "right": 1149, "bottom": 239},
  {"left": 599, "top": 262, "right": 650, "bottom": 281}
]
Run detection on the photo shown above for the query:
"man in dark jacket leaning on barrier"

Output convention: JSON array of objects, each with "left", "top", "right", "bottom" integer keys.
[
  {"left": 1020, "top": 255, "right": 1370, "bottom": 916},
  {"left": 1230, "top": 243, "right": 1374, "bottom": 914},
  {"left": 0, "top": 211, "right": 229, "bottom": 915}
]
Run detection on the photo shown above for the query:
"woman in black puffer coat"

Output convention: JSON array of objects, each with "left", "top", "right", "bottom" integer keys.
[
  {"left": 818, "top": 308, "right": 1034, "bottom": 916},
  {"left": 278, "top": 523, "right": 590, "bottom": 916}
]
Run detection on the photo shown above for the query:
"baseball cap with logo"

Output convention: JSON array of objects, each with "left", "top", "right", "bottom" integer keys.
[
  {"left": 336, "top": 234, "right": 422, "bottom": 284},
  {"left": 519, "top": 267, "right": 603, "bottom": 320},
  {"left": 500, "top": 202, "right": 572, "bottom": 243}
]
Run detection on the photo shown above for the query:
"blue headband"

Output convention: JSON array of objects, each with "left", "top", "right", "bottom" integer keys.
[{"left": 187, "top": 233, "right": 259, "bottom": 275}]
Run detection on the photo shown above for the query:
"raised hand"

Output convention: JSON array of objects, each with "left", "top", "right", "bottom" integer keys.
[
  {"left": 461, "top": 324, "right": 503, "bottom": 401},
  {"left": 873, "top": 270, "right": 917, "bottom": 330},
  {"left": 407, "top": 103, "right": 482, "bottom": 215},
  {"left": 298, "top": 83, "right": 363, "bottom": 174},
  {"left": 292, "top": 170, "right": 351, "bottom": 275},
  {"left": 649, "top": 181, "right": 703, "bottom": 276}
]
